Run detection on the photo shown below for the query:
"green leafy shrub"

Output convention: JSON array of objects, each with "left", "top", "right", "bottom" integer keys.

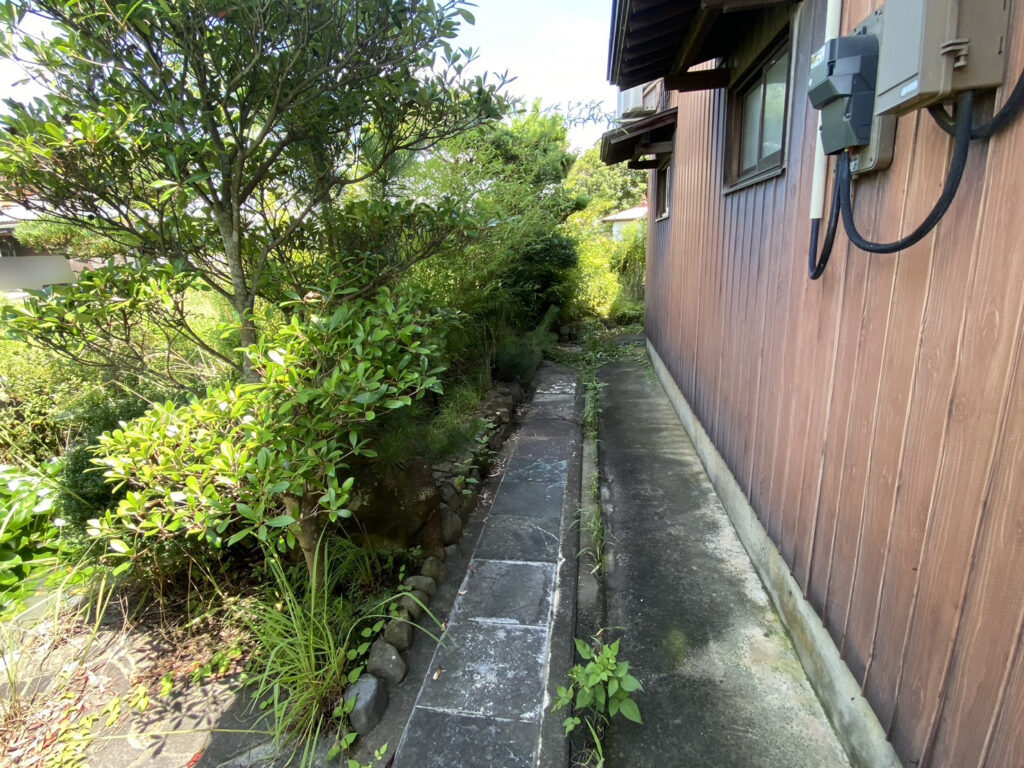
[
  {"left": 498, "top": 232, "right": 577, "bottom": 328},
  {"left": 0, "top": 337, "right": 89, "bottom": 465},
  {"left": 399, "top": 108, "right": 578, "bottom": 336},
  {"left": 611, "top": 222, "right": 647, "bottom": 302},
  {"left": 609, "top": 299, "right": 645, "bottom": 327},
  {"left": 0, "top": 460, "right": 63, "bottom": 609},
  {"left": 564, "top": 221, "right": 646, "bottom": 321},
  {"left": 568, "top": 236, "right": 621, "bottom": 319},
  {"left": 93, "top": 285, "right": 443, "bottom": 582},
  {"left": 1, "top": 261, "right": 239, "bottom": 390},
  {"left": 493, "top": 306, "right": 559, "bottom": 385},
  {"left": 59, "top": 389, "right": 160, "bottom": 535}
]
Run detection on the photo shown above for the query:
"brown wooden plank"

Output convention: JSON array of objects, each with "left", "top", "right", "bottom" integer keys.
[
  {"left": 677, "top": 86, "right": 698, "bottom": 403},
  {"left": 929, "top": 303, "right": 1024, "bottom": 766},
  {"left": 888, "top": 88, "right": 1024, "bottom": 768},
  {"left": 771, "top": 0, "right": 870, "bottom": 558},
  {"left": 841, "top": 115, "right": 950, "bottom": 686},
  {"left": 738, "top": 171, "right": 775, "bottom": 499},
  {"left": 697, "top": 86, "right": 716, "bottom": 400},
  {"left": 731, "top": 180, "right": 764, "bottom": 474},
  {"left": 773, "top": 0, "right": 836, "bottom": 570},
  {"left": 984, "top": 625, "right": 1024, "bottom": 767},
  {"left": 826, "top": 112, "right": 917, "bottom": 674}
]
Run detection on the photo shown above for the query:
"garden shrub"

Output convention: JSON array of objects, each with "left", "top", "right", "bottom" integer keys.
[
  {"left": 569, "top": 236, "right": 621, "bottom": 319},
  {"left": 612, "top": 222, "right": 647, "bottom": 302},
  {"left": 493, "top": 306, "right": 559, "bottom": 385},
  {"left": 93, "top": 284, "right": 443, "bottom": 583},
  {"left": 498, "top": 232, "right": 578, "bottom": 329},
  {"left": 0, "top": 337, "right": 89, "bottom": 465},
  {"left": 1, "top": 261, "right": 240, "bottom": 390},
  {"left": 564, "top": 220, "right": 646, "bottom": 321},
  {"left": 59, "top": 389, "right": 162, "bottom": 536},
  {"left": 0, "top": 460, "right": 63, "bottom": 610}
]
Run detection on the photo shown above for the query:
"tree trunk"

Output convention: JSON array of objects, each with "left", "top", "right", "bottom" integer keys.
[
  {"left": 219, "top": 212, "right": 259, "bottom": 382},
  {"left": 285, "top": 494, "right": 326, "bottom": 590}
]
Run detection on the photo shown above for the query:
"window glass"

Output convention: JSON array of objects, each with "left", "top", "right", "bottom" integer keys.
[
  {"left": 655, "top": 165, "right": 670, "bottom": 218},
  {"left": 761, "top": 52, "right": 789, "bottom": 159},
  {"left": 740, "top": 83, "right": 763, "bottom": 173},
  {"left": 727, "top": 36, "right": 791, "bottom": 188}
]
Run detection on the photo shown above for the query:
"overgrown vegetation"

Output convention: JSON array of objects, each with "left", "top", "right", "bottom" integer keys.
[
  {"left": 0, "top": 0, "right": 650, "bottom": 762},
  {"left": 562, "top": 145, "right": 647, "bottom": 322}
]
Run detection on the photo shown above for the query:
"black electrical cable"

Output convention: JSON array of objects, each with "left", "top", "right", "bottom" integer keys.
[
  {"left": 838, "top": 90, "right": 974, "bottom": 255},
  {"left": 927, "top": 69, "right": 1024, "bottom": 140},
  {"left": 808, "top": 161, "right": 842, "bottom": 279}
]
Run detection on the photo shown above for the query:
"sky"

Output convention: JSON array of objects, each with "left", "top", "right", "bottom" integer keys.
[
  {"left": 453, "top": 0, "right": 618, "bottom": 149},
  {"left": 0, "top": 1, "right": 619, "bottom": 150}
]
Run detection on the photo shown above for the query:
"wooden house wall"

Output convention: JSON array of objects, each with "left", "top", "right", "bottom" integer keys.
[{"left": 644, "top": 0, "right": 1024, "bottom": 765}]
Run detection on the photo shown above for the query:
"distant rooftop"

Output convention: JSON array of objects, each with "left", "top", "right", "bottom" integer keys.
[
  {"left": 0, "top": 202, "right": 38, "bottom": 233},
  {"left": 601, "top": 204, "right": 648, "bottom": 223}
]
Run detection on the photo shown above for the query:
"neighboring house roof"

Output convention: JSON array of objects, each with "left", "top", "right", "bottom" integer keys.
[
  {"left": 607, "top": 0, "right": 795, "bottom": 90},
  {"left": 0, "top": 202, "right": 37, "bottom": 235},
  {"left": 0, "top": 202, "right": 75, "bottom": 292},
  {"left": 601, "top": 205, "right": 648, "bottom": 224}
]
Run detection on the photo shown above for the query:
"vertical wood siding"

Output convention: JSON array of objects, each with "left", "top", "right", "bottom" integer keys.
[{"left": 645, "top": 1, "right": 1024, "bottom": 765}]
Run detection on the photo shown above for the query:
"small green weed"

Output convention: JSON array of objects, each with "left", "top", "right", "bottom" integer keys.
[{"left": 553, "top": 636, "right": 643, "bottom": 765}]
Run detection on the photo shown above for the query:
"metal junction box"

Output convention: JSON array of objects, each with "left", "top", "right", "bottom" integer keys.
[
  {"left": 875, "top": 0, "right": 1010, "bottom": 116},
  {"left": 809, "top": 34, "right": 880, "bottom": 154}
]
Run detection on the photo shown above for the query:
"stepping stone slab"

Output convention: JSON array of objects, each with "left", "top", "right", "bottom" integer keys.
[
  {"left": 417, "top": 622, "right": 548, "bottom": 721},
  {"left": 453, "top": 560, "right": 555, "bottom": 627},
  {"left": 490, "top": 480, "right": 564, "bottom": 520},
  {"left": 503, "top": 455, "right": 569, "bottom": 484},
  {"left": 396, "top": 709, "right": 538, "bottom": 768},
  {"left": 473, "top": 515, "right": 560, "bottom": 563}
]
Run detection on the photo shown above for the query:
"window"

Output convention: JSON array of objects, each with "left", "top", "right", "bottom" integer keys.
[
  {"left": 655, "top": 160, "right": 670, "bottom": 220},
  {"left": 727, "top": 39, "right": 790, "bottom": 188}
]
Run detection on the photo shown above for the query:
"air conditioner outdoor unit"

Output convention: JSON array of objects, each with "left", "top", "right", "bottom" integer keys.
[{"left": 617, "top": 86, "right": 655, "bottom": 119}]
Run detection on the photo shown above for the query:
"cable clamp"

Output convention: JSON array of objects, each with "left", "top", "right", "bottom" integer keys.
[{"left": 941, "top": 38, "right": 970, "bottom": 69}]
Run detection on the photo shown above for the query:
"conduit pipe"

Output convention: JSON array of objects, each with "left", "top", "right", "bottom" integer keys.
[{"left": 808, "top": 0, "right": 843, "bottom": 225}]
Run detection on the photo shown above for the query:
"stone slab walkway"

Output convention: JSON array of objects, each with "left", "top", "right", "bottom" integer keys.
[
  {"left": 392, "top": 366, "right": 580, "bottom": 768},
  {"left": 598, "top": 360, "right": 851, "bottom": 768}
]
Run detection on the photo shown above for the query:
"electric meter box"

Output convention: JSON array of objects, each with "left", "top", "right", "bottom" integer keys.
[{"left": 875, "top": 0, "right": 1010, "bottom": 116}]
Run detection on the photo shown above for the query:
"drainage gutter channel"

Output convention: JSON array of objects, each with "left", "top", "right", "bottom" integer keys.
[{"left": 392, "top": 364, "right": 581, "bottom": 768}]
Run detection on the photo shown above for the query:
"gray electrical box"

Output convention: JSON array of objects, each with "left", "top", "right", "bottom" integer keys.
[
  {"left": 875, "top": 0, "right": 1010, "bottom": 116},
  {"left": 808, "top": 34, "right": 880, "bottom": 154}
]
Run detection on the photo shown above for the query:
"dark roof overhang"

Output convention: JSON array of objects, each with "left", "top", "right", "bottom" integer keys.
[
  {"left": 600, "top": 108, "right": 678, "bottom": 166},
  {"left": 608, "top": 0, "right": 798, "bottom": 91}
]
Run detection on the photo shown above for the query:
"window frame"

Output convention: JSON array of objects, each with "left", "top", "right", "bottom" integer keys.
[
  {"left": 724, "top": 36, "right": 792, "bottom": 193},
  {"left": 654, "top": 155, "right": 671, "bottom": 221}
]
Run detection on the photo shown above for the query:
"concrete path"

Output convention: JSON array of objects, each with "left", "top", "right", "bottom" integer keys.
[
  {"left": 598, "top": 361, "right": 851, "bottom": 768},
  {"left": 393, "top": 365, "right": 580, "bottom": 768}
]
